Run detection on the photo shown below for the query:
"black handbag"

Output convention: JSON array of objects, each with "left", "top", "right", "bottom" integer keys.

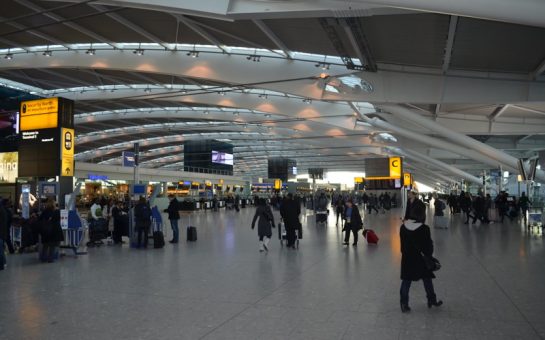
[
  {"left": 406, "top": 226, "right": 441, "bottom": 272},
  {"left": 422, "top": 254, "right": 441, "bottom": 272}
]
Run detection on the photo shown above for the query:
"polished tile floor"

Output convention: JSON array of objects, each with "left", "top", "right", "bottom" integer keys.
[{"left": 1, "top": 204, "right": 544, "bottom": 340}]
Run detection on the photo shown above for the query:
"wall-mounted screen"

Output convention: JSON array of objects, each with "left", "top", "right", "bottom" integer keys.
[{"left": 212, "top": 150, "right": 234, "bottom": 165}]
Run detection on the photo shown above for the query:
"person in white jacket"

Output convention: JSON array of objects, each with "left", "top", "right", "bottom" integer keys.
[{"left": 90, "top": 199, "right": 102, "bottom": 220}]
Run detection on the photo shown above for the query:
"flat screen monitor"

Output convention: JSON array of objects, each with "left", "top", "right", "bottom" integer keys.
[{"left": 211, "top": 150, "right": 233, "bottom": 165}]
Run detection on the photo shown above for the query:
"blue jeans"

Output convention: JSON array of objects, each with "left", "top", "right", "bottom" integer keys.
[
  {"left": 400, "top": 278, "right": 436, "bottom": 305},
  {"left": 170, "top": 219, "right": 179, "bottom": 242},
  {"left": 0, "top": 238, "right": 5, "bottom": 270}
]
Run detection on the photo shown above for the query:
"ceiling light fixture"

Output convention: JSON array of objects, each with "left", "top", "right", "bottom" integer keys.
[
  {"left": 43, "top": 49, "right": 52, "bottom": 57},
  {"left": 86, "top": 48, "right": 96, "bottom": 55},
  {"left": 246, "top": 54, "right": 261, "bottom": 62},
  {"left": 187, "top": 50, "right": 199, "bottom": 58},
  {"left": 315, "top": 62, "right": 330, "bottom": 70},
  {"left": 133, "top": 48, "right": 144, "bottom": 56}
]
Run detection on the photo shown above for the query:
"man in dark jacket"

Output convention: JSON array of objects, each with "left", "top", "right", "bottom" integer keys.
[
  {"left": 134, "top": 197, "right": 152, "bottom": 248},
  {"left": 0, "top": 200, "right": 8, "bottom": 270},
  {"left": 459, "top": 192, "right": 473, "bottom": 224},
  {"left": 164, "top": 195, "right": 180, "bottom": 243},
  {"left": 280, "top": 193, "right": 300, "bottom": 248},
  {"left": 111, "top": 200, "right": 128, "bottom": 244},
  {"left": 472, "top": 192, "right": 486, "bottom": 224},
  {"left": 343, "top": 199, "right": 363, "bottom": 246}
]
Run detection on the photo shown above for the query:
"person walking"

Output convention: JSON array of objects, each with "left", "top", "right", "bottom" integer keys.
[
  {"left": 471, "top": 192, "right": 486, "bottom": 224},
  {"left": 518, "top": 192, "right": 531, "bottom": 224},
  {"left": 342, "top": 199, "right": 363, "bottom": 246},
  {"left": 460, "top": 192, "right": 474, "bottom": 224},
  {"left": 2, "top": 199, "right": 15, "bottom": 254},
  {"left": 38, "top": 199, "right": 64, "bottom": 263},
  {"left": 164, "top": 195, "right": 180, "bottom": 243},
  {"left": 368, "top": 194, "right": 379, "bottom": 214},
  {"left": 251, "top": 198, "right": 275, "bottom": 252},
  {"left": 111, "top": 200, "right": 127, "bottom": 244},
  {"left": 280, "top": 193, "right": 301, "bottom": 249},
  {"left": 400, "top": 190, "right": 442, "bottom": 313},
  {"left": 0, "top": 199, "right": 8, "bottom": 270},
  {"left": 335, "top": 196, "right": 345, "bottom": 227},
  {"left": 134, "top": 197, "right": 152, "bottom": 249}
]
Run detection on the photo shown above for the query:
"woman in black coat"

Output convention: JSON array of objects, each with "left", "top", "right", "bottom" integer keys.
[
  {"left": 39, "top": 199, "right": 64, "bottom": 263},
  {"left": 343, "top": 199, "right": 363, "bottom": 246},
  {"left": 251, "top": 198, "right": 275, "bottom": 252},
  {"left": 400, "top": 191, "right": 442, "bottom": 313}
]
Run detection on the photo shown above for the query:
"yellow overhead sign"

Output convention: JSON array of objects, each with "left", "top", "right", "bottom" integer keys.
[
  {"left": 389, "top": 157, "right": 402, "bottom": 178},
  {"left": 403, "top": 173, "right": 412, "bottom": 186},
  {"left": 20, "top": 98, "right": 59, "bottom": 131},
  {"left": 61, "top": 128, "right": 74, "bottom": 176},
  {"left": 274, "top": 179, "right": 282, "bottom": 190},
  {"left": 354, "top": 177, "right": 364, "bottom": 183}
]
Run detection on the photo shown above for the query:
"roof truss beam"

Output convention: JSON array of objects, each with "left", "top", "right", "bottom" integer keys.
[
  {"left": 442, "top": 15, "right": 458, "bottom": 73},
  {"left": 173, "top": 15, "right": 229, "bottom": 53},
  {"left": 341, "top": 17, "right": 377, "bottom": 72},
  {"left": 13, "top": 0, "right": 123, "bottom": 49},
  {"left": 89, "top": 4, "right": 173, "bottom": 50},
  {"left": 252, "top": 19, "right": 291, "bottom": 58}
]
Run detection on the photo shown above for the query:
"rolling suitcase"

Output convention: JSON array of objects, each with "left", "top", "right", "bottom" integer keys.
[
  {"left": 434, "top": 215, "right": 449, "bottom": 229},
  {"left": 153, "top": 231, "right": 165, "bottom": 248},
  {"left": 363, "top": 229, "right": 379, "bottom": 244},
  {"left": 187, "top": 226, "right": 197, "bottom": 241}
]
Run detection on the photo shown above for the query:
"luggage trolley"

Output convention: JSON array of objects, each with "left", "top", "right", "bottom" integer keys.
[
  {"left": 315, "top": 210, "right": 328, "bottom": 225},
  {"left": 528, "top": 206, "right": 543, "bottom": 233},
  {"left": 278, "top": 219, "right": 300, "bottom": 248}
]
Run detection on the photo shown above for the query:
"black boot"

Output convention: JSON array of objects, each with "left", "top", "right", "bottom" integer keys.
[
  {"left": 427, "top": 298, "right": 443, "bottom": 308},
  {"left": 400, "top": 303, "right": 411, "bottom": 313}
]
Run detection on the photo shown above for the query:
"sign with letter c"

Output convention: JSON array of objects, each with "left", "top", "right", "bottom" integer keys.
[{"left": 389, "top": 157, "right": 402, "bottom": 178}]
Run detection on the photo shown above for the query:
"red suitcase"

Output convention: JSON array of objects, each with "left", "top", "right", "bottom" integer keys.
[{"left": 363, "top": 229, "right": 379, "bottom": 244}]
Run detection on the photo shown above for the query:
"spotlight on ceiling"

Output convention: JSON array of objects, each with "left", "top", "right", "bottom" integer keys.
[
  {"left": 4, "top": 53, "right": 13, "bottom": 60},
  {"left": 186, "top": 51, "right": 199, "bottom": 58},
  {"left": 43, "top": 50, "right": 52, "bottom": 57},
  {"left": 86, "top": 48, "right": 96, "bottom": 55},
  {"left": 315, "top": 62, "right": 330, "bottom": 70},
  {"left": 246, "top": 55, "right": 261, "bottom": 62},
  {"left": 133, "top": 48, "right": 144, "bottom": 56}
]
